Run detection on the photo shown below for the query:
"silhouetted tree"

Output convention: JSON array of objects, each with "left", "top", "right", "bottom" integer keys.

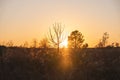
[
  {"left": 31, "top": 39, "right": 38, "bottom": 48},
  {"left": 102, "top": 32, "right": 109, "bottom": 47},
  {"left": 6, "top": 40, "right": 14, "bottom": 47},
  {"left": 115, "top": 42, "right": 119, "bottom": 47},
  {"left": 82, "top": 43, "right": 88, "bottom": 48},
  {"left": 23, "top": 41, "right": 29, "bottom": 48},
  {"left": 68, "top": 30, "right": 84, "bottom": 48},
  {"left": 108, "top": 42, "right": 120, "bottom": 48},
  {"left": 48, "top": 23, "right": 65, "bottom": 53},
  {"left": 96, "top": 32, "right": 109, "bottom": 48},
  {"left": 39, "top": 37, "right": 50, "bottom": 48},
  {"left": 111, "top": 43, "right": 115, "bottom": 47}
]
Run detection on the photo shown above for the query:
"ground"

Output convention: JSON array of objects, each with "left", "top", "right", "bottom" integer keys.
[{"left": 0, "top": 47, "right": 120, "bottom": 80}]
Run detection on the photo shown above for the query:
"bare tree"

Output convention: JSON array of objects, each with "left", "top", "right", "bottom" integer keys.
[
  {"left": 102, "top": 32, "right": 109, "bottom": 47},
  {"left": 23, "top": 41, "right": 29, "bottom": 48},
  {"left": 48, "top": 23, "right": 65, "bottom": 53},
  {"left": 96, "top": 32, "right": 109, "bottom": 48},
  {"left": 31, "top": 39, "right": 38, "bottom": 48}
]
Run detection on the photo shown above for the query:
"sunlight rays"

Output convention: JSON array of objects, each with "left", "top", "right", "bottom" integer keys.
[{"left": 60, "top": 49, "right": 73, "bottom": 71}]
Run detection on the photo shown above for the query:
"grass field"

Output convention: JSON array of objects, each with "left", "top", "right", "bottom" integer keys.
[{"left": 0, "top": 46, "right": 120, "bottom": 80}]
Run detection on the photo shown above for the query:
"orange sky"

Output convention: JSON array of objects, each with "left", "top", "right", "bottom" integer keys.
[{"left": 0, "top": 0, "right": 120, "bottom": 47}]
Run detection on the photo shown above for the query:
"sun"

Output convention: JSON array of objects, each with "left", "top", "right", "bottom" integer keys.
[{"left": 61, "top": 39, "right": 68, "bottom": 48}]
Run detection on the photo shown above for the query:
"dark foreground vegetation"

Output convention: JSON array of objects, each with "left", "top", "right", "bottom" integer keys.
[{"left": 0, "top": 46, "right": 120, "bottom": 80}]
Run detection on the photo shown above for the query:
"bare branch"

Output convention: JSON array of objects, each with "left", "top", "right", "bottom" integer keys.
[{"left": 48, "top": 23, "right": 65, "bottom": 53}]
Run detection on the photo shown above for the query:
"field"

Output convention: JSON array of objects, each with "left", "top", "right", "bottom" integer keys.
[{"left": 0, "top": 46, "right": 120, "bottom": 80}]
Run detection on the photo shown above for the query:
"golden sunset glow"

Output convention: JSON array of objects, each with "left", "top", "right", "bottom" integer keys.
[
  {"left": 1, "top": 1, "right": 120, "bottom": 80},
  {"left": 0, "top": 0, "right": 120, "bottom": 47},
  {"left": 61, "top": 39, "right": 68, "bottom": 48}
]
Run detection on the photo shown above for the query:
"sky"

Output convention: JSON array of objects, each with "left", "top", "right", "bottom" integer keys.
[{"left": 0, "top": 0, "right": 120, "bottom": 47}]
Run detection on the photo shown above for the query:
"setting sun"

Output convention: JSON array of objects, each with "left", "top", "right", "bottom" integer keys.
[{"left": 61, "top": 39, "right": 68, "bottom": 48}]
